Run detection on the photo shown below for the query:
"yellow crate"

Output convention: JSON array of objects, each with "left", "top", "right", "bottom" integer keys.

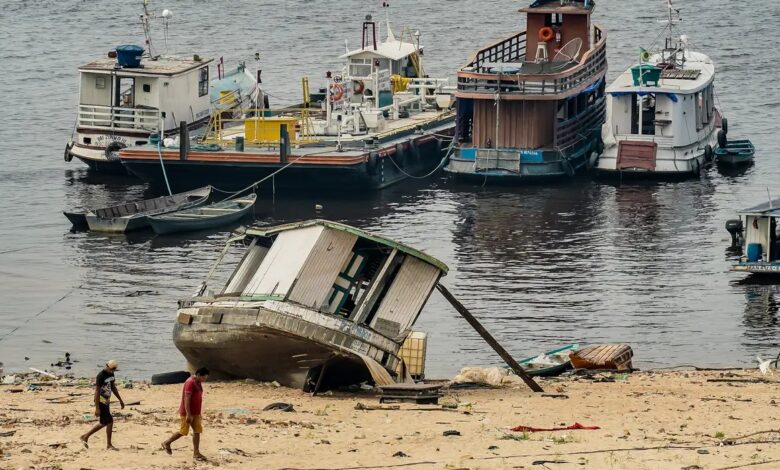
[
  {"left": 397, "top": 331, "right": 427, "bottom": 379},
  {"left": 244, "top": 117, "right": 298, "bottom": 143}
]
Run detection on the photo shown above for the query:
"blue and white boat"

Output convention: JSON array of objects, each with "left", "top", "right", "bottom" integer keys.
[{"left": 444, "top": 0, "right": 607, "bottom": 182}]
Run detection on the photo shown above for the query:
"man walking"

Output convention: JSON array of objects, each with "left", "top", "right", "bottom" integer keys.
[
  {"left": 161, "top": 367, "right": 209, "bottom": 461},
  {"left": 80, "top": 360, "right": 125, "bottom": 449}
]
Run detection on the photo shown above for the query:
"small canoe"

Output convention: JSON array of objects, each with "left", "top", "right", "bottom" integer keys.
[
  {"left": 519, "top": 344, "right": 579, "bottom": 377},
  {"left": 84, "top": 186, "right": 212, "bottom": 233},
  {"left": 570, "top": 344, "right": 633, "bottom": 371},
  {"left": 148, "top": 193, "right": 257, "bottom": 235},
  {"left": 716, "top": 139, "right": 755, "bottom": 165}
]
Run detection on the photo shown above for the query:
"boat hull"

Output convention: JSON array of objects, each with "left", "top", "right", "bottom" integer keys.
[
  {"left": 731, "top": 262, "right": 780, "bottom": 275},
  {"left": 149, "top": 198, "right": 256, "bottom": 235}
]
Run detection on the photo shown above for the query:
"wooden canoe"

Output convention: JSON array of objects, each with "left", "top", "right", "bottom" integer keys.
[
  {"left": 148, "top": 193, "right": 257, "bottom": 235},
  {"left": 715, "top": 139, "right": 755, "bottom": 165},
  {"left": 569, "top": 344, "right": 633, "bottom": 371},
  {"left": 519, "top": 344, "right": 579, "bottom": 377},
  {"left": 83, "top": 186, "right": 212, "bottom": 233}
]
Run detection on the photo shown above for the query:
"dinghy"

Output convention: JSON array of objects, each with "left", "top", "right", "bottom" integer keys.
[
  {"left": 148, "top": 193, "right": 257, "bottom": 235},
  {"left": 81, "top": 186, "right": 212, "bottom": 233},
  {"left": 716, "top": 139, "right": 755, "bottom": 165},
  {"left": 519, "top": 344, "right": 579, "bottom": 377}
]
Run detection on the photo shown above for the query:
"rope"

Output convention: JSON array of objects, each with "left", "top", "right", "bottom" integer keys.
[
  {"left": 0, "top": 284, "right": 84, "bottom": 343},
  {"left": 383, "top": 137, "right": 455, "bottom": 180},
  {"left": 157, "top": 136, "right": 173, "bottom": 196}
]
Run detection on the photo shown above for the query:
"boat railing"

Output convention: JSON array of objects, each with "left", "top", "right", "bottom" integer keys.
[
  {"left": 78, "top": 105, "right": 161, "bottom": 132},
  {"left": 200, "top": 108, "right": 323, "bottom": 147},
  {"left": 457, "top": 26, "right": 607, "bottom": 98},
  {"left": 554, "top": 95, "right": 606, "bottom": 149}
]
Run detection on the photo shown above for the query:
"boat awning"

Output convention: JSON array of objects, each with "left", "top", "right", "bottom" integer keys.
[
  {"left": 740, "top": 198, "right": 780, "bottom": 216},
  {"left": 340, "top": 40, "right": 419, "bottom": 61},
  {"left": 244, "top": 219, "right": 449, "bottom": 273},
  {"left": 609, "top": 90, "right": 678, "bottom": 102}
]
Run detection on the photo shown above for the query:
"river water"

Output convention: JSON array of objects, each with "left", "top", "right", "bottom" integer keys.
[{"left": 1, "top": 0, "right": 778, "bottom": 380}]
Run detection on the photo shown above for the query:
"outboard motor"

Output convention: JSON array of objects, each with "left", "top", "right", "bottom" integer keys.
[{"left": 725, "top": 219, "right": 744, "bottom": 247}]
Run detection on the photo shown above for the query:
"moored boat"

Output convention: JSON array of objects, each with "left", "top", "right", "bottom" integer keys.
[
  {"left": 729, "top": 198, "right": 780, "bottom": 275},
  {"left": 596, "top": 1, "right": 722, "bottom": 178},
  {"left": 82, "top": 186, "right": 212, "bottom": 233},
  {"left": 148, "top": 193, "right": 257, "bottom": 235},
  {"left": 444, "top": 0, "right": 607, "bottom": 182},
  {"left": 119, "top": 11, "right": 456, "bottom": 193},
  {"left": 174, "top": 219, "right": 448, "bottom": 389},
  {"left": 65, "top": 1, "right": 257, "bottom": 173},
  {"left": 715, "top": 139, "right": 755, "bottom": 166}
]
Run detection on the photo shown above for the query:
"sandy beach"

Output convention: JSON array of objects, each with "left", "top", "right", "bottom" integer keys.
[{"left": 1, "top": 370, "right": 779, "bottom": 469}]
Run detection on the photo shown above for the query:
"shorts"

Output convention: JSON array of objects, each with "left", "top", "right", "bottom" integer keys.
[
  {"left": 179, "top": 415, "right": 203, "bottom": 435},
  {"left": 98, "top": 403, "right": 113, "bottom": 425}
]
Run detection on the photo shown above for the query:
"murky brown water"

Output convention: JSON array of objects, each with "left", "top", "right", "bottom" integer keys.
[{"left": 1, "top": 0, "right": 779, "bottom": 379}]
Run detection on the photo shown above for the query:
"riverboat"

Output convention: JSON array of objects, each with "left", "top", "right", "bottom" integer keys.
[
  {"left": 595, "top": 0, "right": 722, "bottom": 178},
  {"left": 444, "top": 0, "right": 607, "bottom": 182},
  {"left": 174, "top": 219, "right": 448, "bottom": 390},
  {"left": 65, "top": 1, "right": 257, "bottom": 172},
  {"left": 118, "top": 14, "right": 456, "bottom": 193},
  {"left": 729, "top": 198, "right": 780, "bottom": 275}
]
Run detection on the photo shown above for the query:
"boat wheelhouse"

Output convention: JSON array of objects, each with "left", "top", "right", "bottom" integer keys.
[
  {"left": 596, "top": 1, "right": 721, "bottom": 177},
  {"left": 445, "top": 0, "right": 607, "bottom": 182},
  {"left": 730, "top": 199, "right": 780, "bottom": 275},
  {"left": 118, "top": 14, "right": 456, "bottom": 193},
  {"left": 65, "top": 2, "right": 257, "bottom": 172},
  {"left": 174, "top": 220, "right": 448, "bottom": 389}
]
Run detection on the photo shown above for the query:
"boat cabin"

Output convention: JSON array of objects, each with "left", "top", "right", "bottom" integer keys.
[
  {"left": 732, "top": 199, "right": 780, "bottom": 273},
  {"left": 77, "top": 52, "right": 214, "bottom": 138}
]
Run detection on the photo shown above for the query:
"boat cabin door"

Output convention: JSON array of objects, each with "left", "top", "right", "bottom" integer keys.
[{"left": 115, "top": 76, "right": 135, "bottom": 108}]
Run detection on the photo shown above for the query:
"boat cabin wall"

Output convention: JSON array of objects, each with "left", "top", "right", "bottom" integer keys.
[
  {"left": 525, "top": 11, "right": 590, "bottom": 63},
  {"left": 79, "top": 72, "right": 112, "bottom": 106},
  {"left": 745, "top": 216, "right": 777, "bottom": 263},
  {"left": 156, "top": 65, "right": 211, "bottom": 131},
  {"left": 472, "top": 99, "right": 555, "bottom": 149}
]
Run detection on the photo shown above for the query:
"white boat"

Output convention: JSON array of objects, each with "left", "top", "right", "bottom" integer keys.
[
  {"left": 728, "top": 198, "right": 780, "bottom": 275},
  {"left": 595, "top": 0, "right": 723, "bottom": 178},
  {"left": 65, "top": 1, "right": 257, "bottom": 172}
]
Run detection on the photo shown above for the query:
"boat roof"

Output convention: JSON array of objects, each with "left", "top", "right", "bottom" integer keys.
[
  {"left": 340, "top": 25, "right": 419, "bottom": 62},
  {"left": 521, "top": 0, "right": 593, "bottom": 14},
  {"left": 245, "top": 219, "right": 449, "bottom": 273},
  {"left": 79, "top": 55, "right": 213, "bottom": 77},
  {"left": 606, "top": 50, "right": 714, "bottom": 95},
  {"left": 741, "top": 199, "right": 780, "bottom": 216}
]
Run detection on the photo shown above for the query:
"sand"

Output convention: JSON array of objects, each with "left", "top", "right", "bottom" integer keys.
[{"left": 1, "top": 370, "right": 779, "bottom": 469}]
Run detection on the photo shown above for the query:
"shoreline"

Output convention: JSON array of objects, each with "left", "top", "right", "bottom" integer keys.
[{"left": 2, "top": 369, "right": 779, "bottom": 469}]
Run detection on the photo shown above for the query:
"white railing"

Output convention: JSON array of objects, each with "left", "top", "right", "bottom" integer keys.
[{"left": 78, "top": 105, "right": 161, "bottom": 131}]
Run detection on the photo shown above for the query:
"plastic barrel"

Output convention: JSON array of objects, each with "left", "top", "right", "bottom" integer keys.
[
  {"left": 116, "top": 45, "right": 144, "bottom": 68},
  {"left": 747, "top": 243, "right": 763, "bottom": 262}
]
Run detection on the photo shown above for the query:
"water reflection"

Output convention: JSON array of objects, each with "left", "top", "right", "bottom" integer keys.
[{"left": 741, "top": 281, "right": 780, "bottom": 350}]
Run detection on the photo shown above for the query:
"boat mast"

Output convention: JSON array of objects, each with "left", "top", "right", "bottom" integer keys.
[{"left": 141, "top": 0, "right": 156, "bottom": 57}]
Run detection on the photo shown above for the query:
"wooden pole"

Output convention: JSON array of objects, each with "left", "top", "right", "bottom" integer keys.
[{"left": 436, "top": 283, "right": 543, "bottom": 393}]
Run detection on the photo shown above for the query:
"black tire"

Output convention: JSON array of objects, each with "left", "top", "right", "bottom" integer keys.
[
  {"left": 105, "top": 141, "right": 127, "bottom": 162},
  {"left": 692, "top": 159, "right": 700, "bottom": 176},
  {"left": 595, "top": 138, "right": 604, "bottom": 156},
  {"left": 704, "top": 144, "right": 713, "bottom": 162},
  {"left": 721, "top": 117, "right": 728, "bottom": 135},
  {"left": 64, "top": 142, "right": 73, "bottom": 162},
  {"left": 151, "top": 370, "right": 191, "bottom": 385},
  {"left": 717, "top": 130, "right": 727, "bottom": 149}
]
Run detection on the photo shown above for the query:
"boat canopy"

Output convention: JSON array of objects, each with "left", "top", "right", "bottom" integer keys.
[
  {"left": 245, "top": 219, "right": 448, "bottom": 273},
  {"left": 740, "top": 199, "right": 780, "bottom": 217}
]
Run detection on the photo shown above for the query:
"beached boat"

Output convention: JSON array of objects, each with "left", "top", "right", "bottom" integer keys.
[
  {"left": 174, "top": 219, "right": 448, "bottom": 390},
  {"left": 729, "top": 198, "right": 780, "bottom": 275},
  {"left": 569, "top": 344, "right": 633, "bottom": 371},
  {"left": 444, "top": 0, "right": 607, "bottom": 182},
  {"left": 82, "top": 186, "right": 211, "bottom": 233},
  {"left": 119, "top": 11, "right": 456, "bottom": 193},
  {"left": 148, "top": 194, "right": 257, "bottom": 235},
  {"left": 65, "top": 1, "right": 257, "bottom": 173},
  {"left": 596, "top": 1, "right": 722, "bottom": 178},
  {"left": 715, "top": 139, "right": 755, "bottom": 166},
  {"left": 519, "top": 344, "right": 579, "bottom": 377}
]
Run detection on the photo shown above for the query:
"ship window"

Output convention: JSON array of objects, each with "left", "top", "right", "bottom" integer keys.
[
  {"left": 545, "top": 14, "right": 563, "bottom": 27},
  {"left": 143, "top": 84, "right": 151, "bottom": 93},
  {"left": 198, "top": 67, "right": 209, "bottom": 97},
  {"left": 95, "top": 76, "right": 106, "bottom": 89},
  {"left": 630, "top": 93, "right": 657, "bottom": 135}
]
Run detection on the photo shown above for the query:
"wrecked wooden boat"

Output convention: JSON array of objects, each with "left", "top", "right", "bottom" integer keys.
[
  {"left": 570, "top": 344, "right": 633, "bottom": 371},
  {"left": 174, "top": 219, "right": 448, "bottom": 390}
]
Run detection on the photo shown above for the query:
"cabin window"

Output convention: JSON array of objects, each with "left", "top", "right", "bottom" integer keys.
[
  {"left": 545, "top": 14, "right": 563, "bottom": 27},
  {"left": 142, "top": 83, "right": 151, "bottom": 93},
  {"left": 630, "top": 93, "right": 656, "bottom": 135},
  {"left": 116, "top": 77, "right": 135, "bottom": 108},
  {"left": 198, "top": 67, "right": 209, "bottom": 97},
  {"left": 95, "top": 76, "right": 106, "bottom": 89}
]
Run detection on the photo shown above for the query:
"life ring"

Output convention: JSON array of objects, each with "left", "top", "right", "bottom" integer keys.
[
  {"left": 539, "top": 27, "right": 554, "bottom": 42},
  {"left": 353, "top": 80, "right": 365, "bottom": 94},
  {"left": 64, "top": 141, "right": 74, "bottom": 162},
  {"left": 105, "top": 141, "right": 126, "bottom": 162},
  {"left": 329, "top": 83, "right": 344, "bottom": 102},
  {"left": 640, "top": 50, "right": 652, "bottom": 63}
]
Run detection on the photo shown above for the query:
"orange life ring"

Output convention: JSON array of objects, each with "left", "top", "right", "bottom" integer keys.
[
  {"left": 329, "top": 83, "right": 344, "bottom": 102},
  {"left": 539, "top": 27, "right": 554, "bottom": 42},
  {"left": 353, "top": 80, "right": 365, "bottom": 94}
]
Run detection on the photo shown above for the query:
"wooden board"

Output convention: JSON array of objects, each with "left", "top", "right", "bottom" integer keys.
[
  {"left": 570, "top": 344, "right": 633, "bottom": 371},
  {"left": 617, "top": 140, "right": 657, "bottom": 171}
]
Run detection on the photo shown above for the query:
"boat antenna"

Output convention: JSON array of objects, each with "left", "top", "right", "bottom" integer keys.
[
  {"left": 161, "top": 8, "right": 173, "bottom": 55},
  {"left": 383, "top": 1, "right": 395, "bottom": 42},
  {"left": 768, "top": 188, "right": 773, "bottom": 210},
  {"left": 141, "top": 0, "right": 155, "bottom": 57}
]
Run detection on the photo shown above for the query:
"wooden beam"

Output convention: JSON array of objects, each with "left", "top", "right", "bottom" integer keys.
[{"left": 436, "top": 283, "right": 543, "bottom": 393}]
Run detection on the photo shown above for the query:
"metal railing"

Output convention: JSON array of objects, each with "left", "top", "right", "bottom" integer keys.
[
  {"left": 457, "top": 26, "right": 607, "bottom": 98},
  {"left": 77, "top": 105, "right": 161, "bottom": 131},
  {"left": 200, "top": 108, "right": 322, "bottom": 147},
  {"left": 554, "top": 95, "right": 606, "bottom": 149}
]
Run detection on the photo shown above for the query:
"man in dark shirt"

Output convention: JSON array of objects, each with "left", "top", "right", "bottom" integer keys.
[
  {"left": 161, "top": 367, "right": 209, "bottom": 461},
  {"left": 80, "top": 360, "right": 125, "bottom": 449}
]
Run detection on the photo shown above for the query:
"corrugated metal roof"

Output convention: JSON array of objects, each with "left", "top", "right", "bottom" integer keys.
[
  {"left": 246, "top": 220, "right": 448, "bottom": 274},
  {"left": 288, "top": 229, "right": 357, "bottom": 309}
]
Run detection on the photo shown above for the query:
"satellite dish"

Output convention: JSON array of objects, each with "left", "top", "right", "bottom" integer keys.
[
  {"left": 162, "top": 9, "right": 172, "bottom": 18},
  {"left": 552, "top": 38, "right": 583, "bottom": 64}
]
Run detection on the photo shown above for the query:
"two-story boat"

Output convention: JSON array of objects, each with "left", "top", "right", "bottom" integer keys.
[
  {"left": 118, "top": 14, "right": 456, "bottom": 193},
  {"left": 595, "top": 1, "right": 721, "bottom": 178},
  {"left": 64, "top": 1, "right": 257, "bottom": 172},
  {"left": 174, "top": 219, "right": 448, "bottom": 389},
  {"left": 729, "top": 198, "right": 780, "bottom": 275},
  {"left": 444, "top": 0, "right": 607, "bottom": 182}
]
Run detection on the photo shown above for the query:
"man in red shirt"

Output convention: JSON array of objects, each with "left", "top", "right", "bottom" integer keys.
[{"left": 161, "top": 368, "right": 209, "bottom": 461}]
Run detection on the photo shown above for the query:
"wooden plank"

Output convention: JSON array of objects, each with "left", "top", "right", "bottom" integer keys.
[{"left": 436, "top": 283, "right": 543, "bottom": 393}]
